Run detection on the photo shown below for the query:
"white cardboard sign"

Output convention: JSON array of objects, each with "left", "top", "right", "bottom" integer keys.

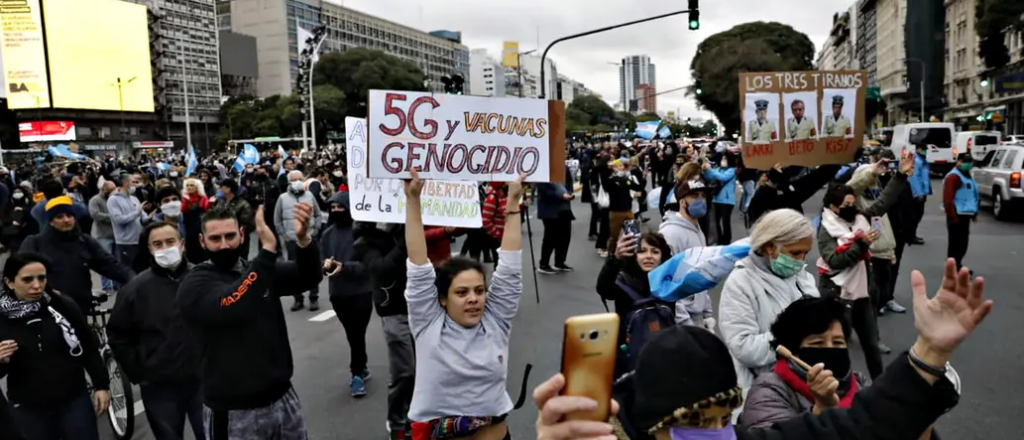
[
  {"left": 366, "top": 90, "right": 551, "bottom": 182},
  {"left": 346, "top": 117, "right": 482, "bottom": 228}
]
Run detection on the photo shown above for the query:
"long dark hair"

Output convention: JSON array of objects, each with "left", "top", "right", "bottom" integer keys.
[{"left": 619, "top": 232, "right": 672, "bottom": 292}]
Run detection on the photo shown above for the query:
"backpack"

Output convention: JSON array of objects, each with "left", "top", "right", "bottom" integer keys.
[{"left": 617, "top": 277, "right": 676, "bottom": 372}]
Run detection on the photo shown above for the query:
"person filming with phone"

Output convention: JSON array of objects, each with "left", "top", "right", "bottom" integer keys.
[{"left": 403, "top": 169, "right": 526, "bottom": 440}]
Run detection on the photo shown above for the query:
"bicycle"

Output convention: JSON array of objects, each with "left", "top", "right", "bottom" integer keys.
[{"left": 86, "top": 291, "right": 135, "bottom": 440}]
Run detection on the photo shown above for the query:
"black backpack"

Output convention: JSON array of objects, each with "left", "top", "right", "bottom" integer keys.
[{"left": 617, "top": 277, "right": 676, "bottom": 372}]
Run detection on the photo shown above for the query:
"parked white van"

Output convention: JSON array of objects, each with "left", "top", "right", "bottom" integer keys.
[
  {"left": 889, "top": 123, "right": 956, "bottom": 173},
  {"left": 955, "top": 131, "right": 1001, "bottom": 161}
]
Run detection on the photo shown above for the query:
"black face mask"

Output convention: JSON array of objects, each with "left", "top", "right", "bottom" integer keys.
[
  {"left": 797, "top": 347, "right": 852, "bottom": 380},
  {"left": 329, "top": 210, "right": 353, "bottom": 228},
  {"left": 207, "top": 246, "right": 241, "bottom": 271},
  {"left": 837, "top": 206, "right": 859, "bottom": 223},
  {"left": 768, "top": 168, "right": 789, "bottom": 186}
]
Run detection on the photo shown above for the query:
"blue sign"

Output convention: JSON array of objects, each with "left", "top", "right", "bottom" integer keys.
[{"left": 995, "top": 71, "right": 1024, "bottom": 94}]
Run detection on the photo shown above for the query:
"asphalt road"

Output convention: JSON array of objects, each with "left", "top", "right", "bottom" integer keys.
[{"left": 93, "top": 177, "right": 1021, "bottom": 440}]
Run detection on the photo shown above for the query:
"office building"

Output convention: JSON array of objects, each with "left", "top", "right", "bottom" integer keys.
[
  {"left": 519, "top": 53, "right": 558, "bottom": 98},
  {"left": 469, "top": 48, "right": 505, "bottom": 97},
  {"left": 989, "top": 33, "right": 1024, "bottom": 134},
  {"left": 219, "top": 30, "right": 259, "bottom": 98},
  {"left": 635, "top": 84, "right": 656, "bottom": 114},
  {"left": 556, "top": 75, "right": 593, "bottom": 106},
  {"left": 619, "top": 55, "right": 655, "bottom": 113},
  {"left": 131, "top": 0, "right": 223, "bottom": 148},
  {"left": 877, "top": 0, "right": 908, "bottom": 123},
  {"left": 818, "top": 11, "right": 855, "bottom": 70},
  {"left": 227, "top": 0, "right": 469, "bottom": 97},
  {"left": 942, "top": 0, "right": 986, "bottom": 127},
  {"left": 857, "top": 0, "right": 879, "bottom": 87},
  {"left": 904, "top": 0, "right": 946, "bottom": 121}
]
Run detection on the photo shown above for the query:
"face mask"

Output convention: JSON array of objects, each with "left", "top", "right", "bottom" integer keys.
[
  {"left": 170, "top": 172, "right": 179, "bottom": 177},
  {"left": 245, "top": 168, "right": 254, "bottom": 174},
  {"left": 917, "top": 150, "right": 926, "bottom": 157},
  {"left": 837, "top": 206, "right": 858, "bottom": 223},
  {"left": 12, "top": 192, "right": 23, "bottom": 200},
  {"left": 669, "top": 425, "right": 737, "bottom": 440},
  {"left": 797, "top": 347, "right": 852, "bottom": 380},
  {"left": 767, "top": 169, "right": 788, "bottom": 186},
  {"left": 207, "top": 246, "right": 241, "bottom": 271},
  {"left": 289, "top": 181, "right": 304, "bottom": 193},
  {"left": 161, "top": 200, "right": 182, "bottom": 217},
  {"left": 770, "top": 252, "right": 805, "bottom": 278},
  {"left": 329, "top": 210, "right": 353, "bottom": 227},
  {"left": 129, "top": 184, "right": 139, "bottom": 193},
  {"left": 332, "top": 170, "right": 343, "bottom": 178},
  {"left": 686, "top": 197, "right": 708, "bottom": 219},
  {"left": 958, "top": 163, "right": 973, "bottom": 173},
  {"left": 153, "top": 246, "right": 183, "bottom": 269}
]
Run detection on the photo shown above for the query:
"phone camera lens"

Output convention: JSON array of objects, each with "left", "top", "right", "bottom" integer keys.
[{"left": 589, "top": 331, "right": 600, "bottom": 340}]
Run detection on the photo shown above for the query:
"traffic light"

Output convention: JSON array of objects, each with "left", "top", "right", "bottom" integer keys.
[
  {"left": 980, "top": 77, "right": 990, "bottom": 88},
  {"left": 688, "top": 0, "right": 699, "bottom": 30},
  {"left": 452, "top": 74, "right": 465, "bottom": 95},
  {"left": 694, "top": 80, "right": 703, "bottom": 96}
]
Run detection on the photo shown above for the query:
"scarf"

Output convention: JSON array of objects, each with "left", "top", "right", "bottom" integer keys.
[
  {"left": 0, "top": 288, "right": 83, "bottom": 357},
  {"left": 774, "top": 359, "right": 858, "bottom": 409},
  {"left": 815, "top": 209, "right": 871, "bottom": 301}
]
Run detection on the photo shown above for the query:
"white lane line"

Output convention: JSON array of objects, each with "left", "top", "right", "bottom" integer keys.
[
  {"left": 134, "top": 401, "right": 146, "bottom": 416},
  {"left": 309, "top": 310, "right": 337, "bottom": 322}
]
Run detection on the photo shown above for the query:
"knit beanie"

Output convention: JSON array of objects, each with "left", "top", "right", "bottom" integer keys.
[{"left": 45, "top": 195, "right": 75, "bottom": 220}]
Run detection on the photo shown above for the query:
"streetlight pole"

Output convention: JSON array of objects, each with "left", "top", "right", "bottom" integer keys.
[
  {"left": 308, "top": 36, "right": 325, "bottom": 150},
  {"left": 539, "top": 8, "right": 695, "bottom": 99},
  {"left": 907, "top": 58, "right": 926, "bottom": 122},
  {"left": 516, "top": 49, "right": 536, "bottom": 98},
  {"left": 182, "top": 62, "right": 192, "bottom": 149},
  {"left": 115, "top": 76, "right": 137, "bottom": 150}
]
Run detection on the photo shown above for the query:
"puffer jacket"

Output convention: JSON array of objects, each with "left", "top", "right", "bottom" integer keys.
[
  {"left": 845, "top": 165, "right": 896, "bottom": 259},
  {"left": 273, "top": 189, "right": 322, "bottom": 242},
  {"left": 739, "top": 370, "right": 871, "bottom": 430}
]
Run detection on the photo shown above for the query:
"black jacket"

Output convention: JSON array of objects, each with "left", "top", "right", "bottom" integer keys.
[
  {"left": 107, "top": 263, "right": 200, "bottom": 386},
  {"left": 21, "top": 228, "right": 135, "bottom": 312},
  {"left": 617, "top": 353, "right": 957, "bottom": 440},
  {"left": 747, "top": 165, "right": 840, "bottom": 225},
  {"left": 177, "top": 244, "right": 323, "bottom": 410},
  {"left": 0, "top": 292, "right": 109, "bottom": 408},
  {"left": 358, "top": 227, "right": 408, "bottom": 317}
]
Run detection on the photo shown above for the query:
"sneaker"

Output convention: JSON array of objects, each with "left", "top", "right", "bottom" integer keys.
[
  {"left": 537, "top": 266, "right": 557, "bottom": 275},
  {"left": 878, "top": 342, "right": 892, "bottom": 355},
  {"left": 885, "top": 300, "right": 906, "bottom": 314},
  {"left": 554, "top": 264, "right": 575, "bottom": 272},
  {"left": 350, "top": 375, "right": 367, "bottom": 397},
  {"left": 878, "top": 307, "right": 886, "bottom": 316},
  {"left": 597, "top": 249, "right": 609, "bottom": 258},
  {"left": 912, "top": 237, "right": 925, "bottom": 245},
  {"left": 359, "top": 368, "right": 372, "bottom": 382},
  {"left": 290, "top": 300, "right": 305, "bottom": 312}
]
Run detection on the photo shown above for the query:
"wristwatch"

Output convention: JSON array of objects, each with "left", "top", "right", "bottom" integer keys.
[{"left": 908, "top": 347, "right": 962, "bottom": 395}]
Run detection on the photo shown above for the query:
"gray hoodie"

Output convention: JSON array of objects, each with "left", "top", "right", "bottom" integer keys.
[{"left": 657, "top": 211, "right": 713, "bottom": 326}]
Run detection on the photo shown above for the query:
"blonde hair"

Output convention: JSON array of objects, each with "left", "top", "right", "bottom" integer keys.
[
  {"left": 184, "top": 178, "right": 206, "bottom": 197},
  {"left": 749, "top": 209, "right": 814, "bottom": 253},
  {"left": 675, "top": 162, "right": 701, "bottom": 182}
]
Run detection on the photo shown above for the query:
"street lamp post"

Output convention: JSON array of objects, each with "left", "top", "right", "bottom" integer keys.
[
  {"left": 308, "top": 36, "right": 325, "bottom": 150},
  {"left": 517, "top": 49, "right": 536, "bottom": 98},
  {"left": 539, "top": 8, "right": 695, "bottom": 99},
  {"left": 182, "top": 62, "right": 192, "bottom": 149},
  {"left": 906, "top": 58, "right": 926, "bottom": 122},
  {"left": 114, "top": 76, "right": 137, "bottom": 149}
]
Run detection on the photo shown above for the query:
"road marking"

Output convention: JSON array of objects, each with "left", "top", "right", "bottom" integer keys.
[
  {"left": 134, "top": 401, "right": 145, "bottom": 416},
  {"left": 309, "top": 310, "right": 337, "bottom": 322}
]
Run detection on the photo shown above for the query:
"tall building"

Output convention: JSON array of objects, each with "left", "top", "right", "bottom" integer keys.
[
  {"left": 818, "top": 12, "right": 855, "bottom": 70},
  {"left": 857, "top": 0, "right": 879, "bottom": 87},
  {"left": 519, "top": 53, "right": 558, "bottom": 98},
  {"left": 877, "top": 0, "right": 908, "bottom": 123},
  {"left": 131, "top": 0, "right": 223, "bottom": 146},
  {"left": 942, "top": 0, "right": 986, "bottom": 128},
  {"left": 990, "top": 32, "right": 1024, "bottom": 134},
  {"left": 556, "top": 75, "right": 593, "bottom": 106},
  {"left": 469, "top": 49, "right": 505, "bottom": 97},
  {"left": 904, "top": 0, "right": 945, "bottom": 121},
  {"left": 635, "top": 84, "right": 656, "bottom": 114},
  {"left": 227, "top": 0, "right": 469, "bottom": 97},
  {"left": 219, "top": 30, "right": 259, "bottom": 98},
  {"left": 619, "top": 55, "right": 655, "bottom": 113}
]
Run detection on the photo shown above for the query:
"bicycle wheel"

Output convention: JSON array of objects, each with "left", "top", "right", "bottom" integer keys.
[{"left": 103, "top": 350, "right": 135, "bottom": 440}]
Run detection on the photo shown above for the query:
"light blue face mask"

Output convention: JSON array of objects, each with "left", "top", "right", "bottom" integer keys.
[{"left": 669, "top": 425, "right": 737, "bottom": 440}]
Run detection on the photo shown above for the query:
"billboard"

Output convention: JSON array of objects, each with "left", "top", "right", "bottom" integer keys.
[
  {"left": 738, "top": 71, "right": 867, "bottom": 170},
  {"left": 502, "top": 41, "right": 519, "bottom": 68},
  {"left": 42, "top": 0, "right": 154, "bottom": 112},
  {"left": 0, "top": 0, "right": 51, "bottom": 109},
  {"left": 19, "top": 120, "right": 75, "bottom": 142}
]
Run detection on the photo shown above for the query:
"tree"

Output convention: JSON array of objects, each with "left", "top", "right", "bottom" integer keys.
[
  {"left": 567, "top": 95, "right": 616, "bottom": 126},
  {"left": 312, "top": 84, "right": 346, "bottom": 145},
  {"left": 976, "top": 0, "right": 1024, "bottom": 70},
  {"left": 634, "top": 112, "right": 661, "bottom": 123},
  {"left": 216, "top": 94, "right": 304, "bottom": 146},
  {"left": 313, "top": 48, "right": 428, "bottom": 119},
  {"left": 689, "top": 22, "right": 815, "bottom": 135}
]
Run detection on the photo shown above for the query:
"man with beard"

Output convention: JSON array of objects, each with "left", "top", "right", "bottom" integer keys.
[
  {"left": 319, "top": 193, "right": 374, "bottom": 397},
  {"left": 177, "top": 203, "right": 321, "bottom": 440},
  {"left": 21, "top": 196, "right": 134, "bottom": 312}
]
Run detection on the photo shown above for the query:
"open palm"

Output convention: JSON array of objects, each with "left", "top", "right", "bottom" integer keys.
[{"left": 911, "top": 259, "right": 993, "bottom": 354}]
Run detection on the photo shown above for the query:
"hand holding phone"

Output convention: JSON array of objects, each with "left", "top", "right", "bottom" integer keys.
[
  {"left": 561, "top": 313, "right": 619, "bottom": 422},
  {"left": 622, "top": 219, "right": 641, "bottom": 252},
  {"left": 871, "top": 216, "right": 883, "bottom": 232}
]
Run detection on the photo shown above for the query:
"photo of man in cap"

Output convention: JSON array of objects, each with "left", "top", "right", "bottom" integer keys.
[
  {"left": 785, "top": 98, "right": 817, "bottom": 140},
  {"left": 746, "top": 99, "right": 777, "bottom": 144},
  {"left": 823, "top": 94, "right": 853, "bottom": 137}
]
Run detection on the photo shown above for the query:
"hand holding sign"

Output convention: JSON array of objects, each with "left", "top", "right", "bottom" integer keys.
[{"left": 404, "top": 168, "right": 425, "bottom": 199}]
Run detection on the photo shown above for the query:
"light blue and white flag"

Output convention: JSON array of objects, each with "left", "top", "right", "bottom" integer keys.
[
  {"left": 185, "top": 145, "right": 197, "bottom": 177},
  {"left": 233, "top": 143, "right": 260, "bottom": 173},
  {"left": 657, "top": 125, "right": 672, "bottom": 139},
  {"left": 635, "top": 120, "right": 661, "bottom": 140},
  {"left": 648, "top": 238, "right": 752, "bottom": 302}
]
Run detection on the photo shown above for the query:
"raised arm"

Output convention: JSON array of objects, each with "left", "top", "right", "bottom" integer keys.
[
  {"left": 403, "top": 169, "right": 443, "bottom": 335},
  {"left": 272, "top": 202, "right": 323, "bottom": 295},
  {"left": 404, "top": 169, "right": 428, "bottom": 266},
  {"left": 487, "top": 174, "right": 527, "bottom": 330}
]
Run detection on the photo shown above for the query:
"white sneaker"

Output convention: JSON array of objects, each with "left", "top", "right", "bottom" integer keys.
[{"left": 885, "top": 300, "right": 907, "bottom": 314}]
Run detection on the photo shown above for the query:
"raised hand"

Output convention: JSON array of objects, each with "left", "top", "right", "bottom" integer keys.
[
  {"left": 899, "top": 154, "right": 916, "bottom": 176},
  {"left": 911, "top": 259, "right": 993, "bottom": 360},
  {"left": 507, "top": 173, "right": 528, "bottom": 208},
  {"left": 293, "top": 202, "right": 313, "bottom": 244},
  {"left": 404, "top": 168, "right": 424, "bottom": 199},
  {"left": 254, "top": 205, "right": 278, "bottom": 252},
  {"left": 534, "top": 374, "right": 617, "bottom": 440}
]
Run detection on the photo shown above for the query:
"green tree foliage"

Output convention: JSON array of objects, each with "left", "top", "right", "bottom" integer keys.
[
  {"left": 312, "top": 84, "right": 346, "bottom": 145},
  {"left": 312, "top": 48, "right": 428, "bottom": 119},
  {"left": 976, "top": 0, "right": 1024, "bottom": 70},
  {"left": 216, "top": 94, "right": 303, "bottom": 145},
  {"left": 566, "top": 95, "right": 617, "bottom": 132},
  {"left": 634, "top": 112, "right": 661, "bottom": 123},
  {"left": 689, "top": 22, "right": 815, "bottom": 135}
]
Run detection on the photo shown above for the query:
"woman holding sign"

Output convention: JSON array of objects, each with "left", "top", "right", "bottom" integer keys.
[{"left": 404, "top": 168, "right": 525, "bottom": 440}]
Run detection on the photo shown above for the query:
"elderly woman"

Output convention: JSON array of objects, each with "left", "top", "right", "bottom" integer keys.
[
  {"left": 740, "top": 297, "right": 870, "bottom": 429},
  {"left": 404, "top": 169, "right": 525, "bottom": 440},
  {"left": 718, "top": 208, "right": 819, "bottom": 411},
  {"left": 0, "top": 253, "right": 110, "bottom": 440}
]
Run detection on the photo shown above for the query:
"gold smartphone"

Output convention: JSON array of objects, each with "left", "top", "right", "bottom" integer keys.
[{"left": 561, "top": 313, "right": 620, "bottom": 421}]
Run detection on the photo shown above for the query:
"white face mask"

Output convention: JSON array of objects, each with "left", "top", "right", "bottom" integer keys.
[
  {"left": 161, "top": 200, "right": 182, "bottom": 217},
  {"left": 170, "top": 172, "right": 179, "bottom": 177},
  {"left": 153, "top": 246, "right": 183, "bottom": 269},
  {"left": 332, "top": 171, "right": 343, "bottom": 178},
  {"left": 289, "top": 181, "right": 304, "bottom": 193},
  {"left": 12, "top": 192, "right": 23, "bottom": 200}
]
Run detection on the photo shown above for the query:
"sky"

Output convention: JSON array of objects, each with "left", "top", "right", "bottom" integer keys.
[{"left": 338, "top": 0, "right": 854, "bottom": 121}]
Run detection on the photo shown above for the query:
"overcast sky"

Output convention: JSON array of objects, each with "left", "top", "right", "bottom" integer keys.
[{"left": 339, "top": 0, "right": 852, "bottom": 121}]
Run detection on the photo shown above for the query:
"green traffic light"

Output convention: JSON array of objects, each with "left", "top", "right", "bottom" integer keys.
[{"left": 689, "top": 20, "right": 699, "bottom": 30}]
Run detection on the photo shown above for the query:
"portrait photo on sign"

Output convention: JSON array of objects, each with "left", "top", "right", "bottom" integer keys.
[
  {"left": 782, "top": 92, "right": 819, "bottom": 141},
  {"left": 744, "top": 93, "right": 780, "bottom": 144},
  {"left": 820, "top": 88, "right": 857, "bottom": 138}
]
